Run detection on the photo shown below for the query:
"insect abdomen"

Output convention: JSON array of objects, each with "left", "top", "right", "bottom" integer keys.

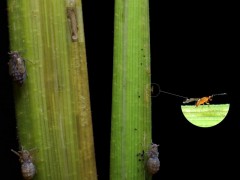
[
  {"left": 146, "top": 157, "right": 160, "bottom": 175},
  {"left": 21, "top": 162, "right": 36, "bottom": 180},
  {"left": 10, "top": 70, "right": 27, "bottom": 85},
  {"left": 146, "top": 143, "right": 160, "bottom": 175}
]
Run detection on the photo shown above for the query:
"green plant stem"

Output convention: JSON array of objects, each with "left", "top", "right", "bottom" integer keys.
[
  {"left": 7, "top": 0, "right": 97, "bottom": 179},
  {"left": 110, "top": 0, "right": 152, "bottom": 179}
]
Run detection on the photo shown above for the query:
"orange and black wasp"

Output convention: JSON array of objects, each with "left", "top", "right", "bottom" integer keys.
[
  {"left": 183, "top": 93, "right": 227, "bottom": 107},
  {"left": 150, "top": 84, "right": 227, "bottom": 107}
]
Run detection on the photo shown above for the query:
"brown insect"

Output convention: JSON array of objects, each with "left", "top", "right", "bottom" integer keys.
[
  {"left": 183, "top": 93, "right": 227, "bottom": 107},
  {"left": 146, "top": 143, "right": 160, "bottom": 175},
  {"left": 195, "top": 96, "right": 213, "bottom": 107},
  {"left": 11, "top": 146, "right": 36, "bottom": 180},
  {"left": 8, "top": 51, "right": 27, "bottom": 86},
  {"left": 67, "top": 7, "right": 78, "bottom": 41},
  {"left": 183, "top": 96, "right": 213, "bottom": 107}
]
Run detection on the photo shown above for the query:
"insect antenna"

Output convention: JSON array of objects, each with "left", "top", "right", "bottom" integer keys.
[
  {"left": 212, "top": 93, "right": 227, "bottom": 96},
  {"left": 11, "top": 149, "right": 20, "bottom": 156}
]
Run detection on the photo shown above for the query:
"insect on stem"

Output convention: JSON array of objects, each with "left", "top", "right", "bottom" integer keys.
[
  {"left": 67, "top": 7, "right": 78, "bottom": 42},
  {"left": 146, "top": 143, "right": 160, "bottom": 175},
  {"left": 11, "top": 146, "right": 37, "bottom": 180},
  {"left": 8, "top": 51, "right": 27, "bottom": 86}
]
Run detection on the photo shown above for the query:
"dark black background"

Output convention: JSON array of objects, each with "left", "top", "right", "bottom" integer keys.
[{"left": 1, "top": 1, "right": 239, "bottom": 179}]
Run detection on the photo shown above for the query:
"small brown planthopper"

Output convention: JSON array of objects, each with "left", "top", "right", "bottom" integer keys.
[
  {"left": 146, "top": 143, "right": 160, "bottom": 175},
  {"left": 8, "top": 51, "right": 27, "bottom": 86},
  {"left": 67, "top": 7, "right": 78, "bottom": 42},
  {"left": 11, "top": 146, "right": 37, "bottom": 180}
]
